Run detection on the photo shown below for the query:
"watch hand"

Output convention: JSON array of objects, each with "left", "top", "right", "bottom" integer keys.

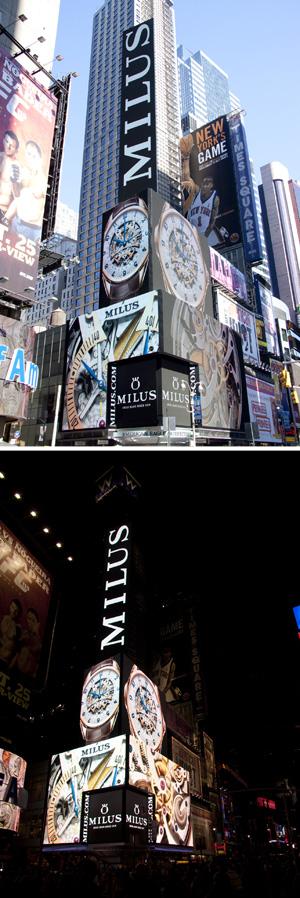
[
  {"left": 70, "top": 778, "right": 79, "bottom": 817},
  {"left": 82, "top": 360, "right": 105, "bottom": 389}
]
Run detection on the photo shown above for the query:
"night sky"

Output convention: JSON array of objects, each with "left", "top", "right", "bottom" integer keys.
[{"left": 0, "top": 449, "right": 299, "bottom": 791}]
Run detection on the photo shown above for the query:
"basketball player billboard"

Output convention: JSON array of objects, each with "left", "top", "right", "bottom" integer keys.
[
  {"left": 180, "top": 115, "right": 242, "bottom": 252},
  {"left": 0, "top": 49, "right": 57, "bottom": 301}
]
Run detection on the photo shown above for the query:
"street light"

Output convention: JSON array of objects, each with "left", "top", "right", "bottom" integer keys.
[{"left": 188, "top": 380, "right": 204, "bottom": 448}]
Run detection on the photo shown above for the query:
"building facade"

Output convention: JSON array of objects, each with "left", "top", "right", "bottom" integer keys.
[
  {"left": 177, "top": 46, "right": 240, "bottom": 135},
  {"left": 260, "top": 162, "right": 300, "bottom": 323},
  {"left": 74, "top": 0, "right": 181, "bottom": 317},
  {"left": 23, "top": 234, "right": 78, "bottom": 328}
]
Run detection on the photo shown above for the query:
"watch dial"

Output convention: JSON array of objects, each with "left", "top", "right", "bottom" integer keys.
[
  {"left": 158, "top": 211, "right": 206, "bottom": 306},
  {"left": 66, "top": 338, "right": 107, "bottom": 430},
  {"left": 126, "top": 669, "right": 165, "bottom": 752},
  {"left": 103, "top": 206, "right": 149, "bottom": 285},
  {"left": 81, "top": 663, "right": 120, "bottom": 730}
]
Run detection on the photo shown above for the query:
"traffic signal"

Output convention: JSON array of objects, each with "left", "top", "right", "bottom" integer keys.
[
  {"left": 279, "top": 368, "right": 292, "bottom": 388},
  {"left": 290, "top": 389, "right": 299, "bottom": 404}
]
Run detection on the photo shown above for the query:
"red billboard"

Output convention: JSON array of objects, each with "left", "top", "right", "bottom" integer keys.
[
  {"left": 0, "top": 50, "right": 57, "bottom": 300},
  {"left": 0, "top": 521, "right": 53, "bottom": 684}
]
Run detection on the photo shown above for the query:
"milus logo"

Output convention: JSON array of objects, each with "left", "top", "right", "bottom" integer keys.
[
  {"left": 163, "top": 375, "right": 190, "bottom": 407},
  {"left": 134, "top": 804, "right": 140, "bottom": 815},
  {"left": 101, "top": 803, "right": 109, "bottom": 815},
  {"left": 131, "top": 376, "right": 140, "bottom": 391},
  {"left": 116, "top": 371, "right": 156, "bottom": 408}
]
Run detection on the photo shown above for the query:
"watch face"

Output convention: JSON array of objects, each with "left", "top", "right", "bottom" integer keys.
[
  {"left": 125, "top": 666, "right": 165, "bottom": 753},
  {"left": 66, "top": 335, "right": 107, "bottom": 430},
  {"left": 157, "top": 209, "right": 207, "bottom": 307},
  {"left": 102, "top": 203, "right": 149, "bottom": 289},
  {"left": 80, "top": 661, "right": 120, "bottom": 736}
]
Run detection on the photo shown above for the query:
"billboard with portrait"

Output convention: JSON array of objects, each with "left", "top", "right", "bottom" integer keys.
[
  {"left": 215, "top": 290, "right": 260, "bottom": 365},
  {"left": 128, "top": 736, "right": 193, "bottom": 846},
  {"left": 0, "top": 521, "right": 52, "bottom": 685},
  {"left": 43, "top": 735, "right": 127, "bottom": 845},
  {"left": 0, "top": 747, "right": 27, "bottom": 832},
  {"left": 0, "top": 314, "right": 38, "bottom": 418},
  {"left": 180, "top": 116, "right": 242, "bottom": 251},
  {"left": 0, "top": 49, "right": 57, "bottom": 300}
]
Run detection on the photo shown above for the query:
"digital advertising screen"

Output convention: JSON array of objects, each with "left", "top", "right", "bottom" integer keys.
[
  {"left": 43, "top": 735, "right": 126, "bottom": 844},
  {"left": 119, "top": 20, "right": 157, "bottom": 200},
  {"left": 0, "top": 521, "right": 53, "bottom": 686},
  {"left": 80, "top": 786, "right": 152, "bottom": 846},
  {"left": 128, "top": 737, "right": 193, "bottom": 846},
  {"left": 203, "top": 733, "right": 217, "bottom": 791},
  {"left": 0, "top": 747, "right": 27, "bottom": 832},
  {"left": 210, "top": 246, "right": 247, "bottom": 303},
  {"left": 62, "top": 293, "right": 159, "bottom": 432},
  {"left": 215, "top": 290, "right": 260, "bottom": 365},
  {"left": 254, "top": 278, "right": 280, "bottom": 357},
  {"left": 171, "top": 738, "right": 202, "bottom": 797},
  {"left": 0, "top": 315, "right": 38, "bottom": 418},
  {"left": 0, "top": 49, "right": 57, "bottom": 300},
  {"left": 180, "top": 116, "right": 241, "bottom": 252}
]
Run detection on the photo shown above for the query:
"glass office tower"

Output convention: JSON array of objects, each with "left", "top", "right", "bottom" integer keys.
[{"left": 74, "top": 0, "right": 181, "bottom": 317}]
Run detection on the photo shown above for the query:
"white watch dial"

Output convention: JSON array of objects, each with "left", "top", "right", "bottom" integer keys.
[
  {"left": 81, "top": 664, "right": 120, "bottom": 730},
  {"left": 126, "top": 669, "right": 164, "bottom": 752},
  {"left": 103, "top": 207, "right": 149, "bottom": 283},
  {"left": 158, "top": 211, "right": 207, "bottom": 306}
]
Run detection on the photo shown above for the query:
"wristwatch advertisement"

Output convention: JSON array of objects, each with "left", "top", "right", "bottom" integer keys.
[
  {"left": 101, "top": 196, "right": 149, "bottom": 304},
  {"left": 80, "top": 658, "right": 121, "bottom": 743},
  {"left": 154, "top": 200, "right": 210, "bottom": 310},
  {"left": 124, "top": 663, "right": 166, "bottom": 754},
  {"left": 62, "top": 294, "right": 159, "bottom": 432}
]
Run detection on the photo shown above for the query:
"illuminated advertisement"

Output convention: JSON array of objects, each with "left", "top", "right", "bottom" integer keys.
[
  {"left": 246, "top": 375, "right": 282, "bottom": 444},
  {"left": 119, "top": 20, "right": 157, "bottom": 199},
  {"left": 43, "top": 735, "right": 126, "bottom": 844},
  {"left": 254, "top": 278, "right": 280, "bottom": 357},
  {"left": 293, "top": 606, "right": 300, "bottom": 633},
  {"left": 0, "top": 521, "right": 52, "bottom": 683},
  {"left": 107, "top": 354, "right": 194, "bottom": 431},
  {"left": 62, "top": 293, "right": 159, "bottom": 431},
  {"left": 80, "top": 658, "right": 121, "bottom": 744},
  {"left": 203, "top": 733, "right": 216, "bottom": 791},
  {"left": 81, "top": 786, "right": 153, "bottom": 846},
  {"left": 128, "top": 737, "right": 193, "bottom": 846},
  {"left": 0, "top": 747, "right": 27, "bottom": 832},
  {"left": 163, "top": 306, "right": 249, "bottom": 431},
  {"left": 215, "top": 290, "right": 260, "bottom": 365},
  {"left": 191, "top": 804, "right": 214, "bottom": 853},
  {"left": 0, "top": 315, "right": 38, "bottom": 417},
  {"left": 100, "top": 189, "right": 214, "bottom": 318},
  {"left": 171, "top": 738, "right": 202, "bottom": 797},
  {"left": 150, "top": 604, "right": 206, "bottom": 736},
  {"left": 228, "top": 113, "right": 262, "bottom": 264},
  {"left": 0, "top": 49, "right": 57, "bottom": 300},
  {"left": 180, "top": 116, "right": 241, "bottom": 251},
  {"left": 210, "top": 247, "right": 247, "bottom": 302},
  {"left": 270, "top": 359, "right": 297, "bottom": 443}
]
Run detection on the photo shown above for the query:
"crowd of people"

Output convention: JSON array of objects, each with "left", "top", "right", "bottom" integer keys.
[{"left": 0, "top": 848, "right": 300, "bottom": 898}]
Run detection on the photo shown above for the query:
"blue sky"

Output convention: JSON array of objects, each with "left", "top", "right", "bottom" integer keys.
[{"left": 53, "top": 0, "right": 300, "bottom": 212}]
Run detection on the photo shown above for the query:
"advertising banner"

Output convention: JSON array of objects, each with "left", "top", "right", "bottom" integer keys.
[
  {"left": 0, "top": 315, "right": 38, "bottom": 418},
  {"left": 163, "top": 305, "right": 249, "bottom": 431},
  {"left": 62, "top": 293, "right": 160, "bottom": 432},
  {"left": 246, "top": 375, "right": 282, "bottom": 444},
  {"left": 191, "top": 804, "right": 214, "bottom": 853},
  {"left": 180, "top": 116, "right": 242, "bottom": 251},
  {"left": 0, "top": 747, "right": 27, "bottom": 832},
  {"left": 0, "top": 521, "right": 52, "bottom": 684},
  {"left": 128, "top": 736, "right": 193, "bottom": 846},
  {"left": 0, "top": 49, "right": 57, "bottom": 299},
  {"left": 254, "top": 278, "right": 280, "bottom": 357},
  {"left": 270, "top": 359, "right": 297, "bottom": 443},
  {"left": 100, "top": 189, "right": 214, "bottom": 318},
  {"left": 255, "top": 313, "right": 267, "bottom": 352},
  {"left": 107, "top": 354, "right": 194, "bottom": 431},
  {"left": 119, "top": 20, "right": 157, "bottom": 200},
  {"left": 81, "top": 787, "right": 152, "bottom": 846},
  {"left": 228, "top": 113, "right": 262, "bottom": 264},
  {"left": 171, "top": 738, "right": 202, "bottom": 796},
  {"left": 215, "top": 289, "right": 260, "bottom": 365},
  {"left": 210, "top": 247, "right": 247, "bottom": 302},
  {"left": 43, "top": 735, "right": 127, "bottom": 844}
]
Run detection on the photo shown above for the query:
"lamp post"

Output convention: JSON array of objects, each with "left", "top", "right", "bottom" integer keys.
[{"left": 189, "top": 380, "right": 203, "bottom": 448}]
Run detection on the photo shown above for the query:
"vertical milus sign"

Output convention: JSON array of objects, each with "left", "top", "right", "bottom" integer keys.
[
  {"left": 100, "top": 524, "right": 131, "bottom": 656},
  {"left": 119, "top": 19, "right": 157, "bottom": 200}
]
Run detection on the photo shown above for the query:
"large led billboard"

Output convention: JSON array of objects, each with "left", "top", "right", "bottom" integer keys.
[
  {"left": 128, "top": 736, "right": 193, "bottom": 846},
  {"left": 43, "top": 736, "right": 126, "bottom": 844},
  {"left": 246, "top": 375, "right": 282, "bottom": 444},
  {"left": 210, "top": 247, "right": 247, "bottom": 303},
  {"left": 0, "top": 521, "right": 52, "bottom": 685},
  {"left": 0, "top": 49, "right": 57, "bottom": 300},
  {"left": 0, "top": 747, "right": 27, "bottom": 832},
  {"left": 119, "top": 20, "right": 157, "bottom": 199},
  {"left": 215, "top": 290, "right": 260, "bottom": 365},
  {"left": 254, "top": 278, "right": 280, "bottom": 357},
  {"left": 0, "top": 315, "right": 39, "bottom": 418}
]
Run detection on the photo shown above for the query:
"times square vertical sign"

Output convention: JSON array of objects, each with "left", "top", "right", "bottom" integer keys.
[
  {"left": 119, "top": 19, "right": 157, "bottom": 200},
  {"left": 0, "top": 50, "right": 57, "bottom": 300}
]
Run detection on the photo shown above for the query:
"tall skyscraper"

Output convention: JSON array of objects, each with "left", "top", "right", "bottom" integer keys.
[
  {"left": 0, "top": 1, "right": 61, "bottom": 87},
  {"left": 260, "top": 162, "right": 300, "bottom": 322},
  {"left": 74, "top": 0, "right": 181, "bottom": 317},
  {"left": 177, "top": 46, "right": 240, "bottom": 136}
]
